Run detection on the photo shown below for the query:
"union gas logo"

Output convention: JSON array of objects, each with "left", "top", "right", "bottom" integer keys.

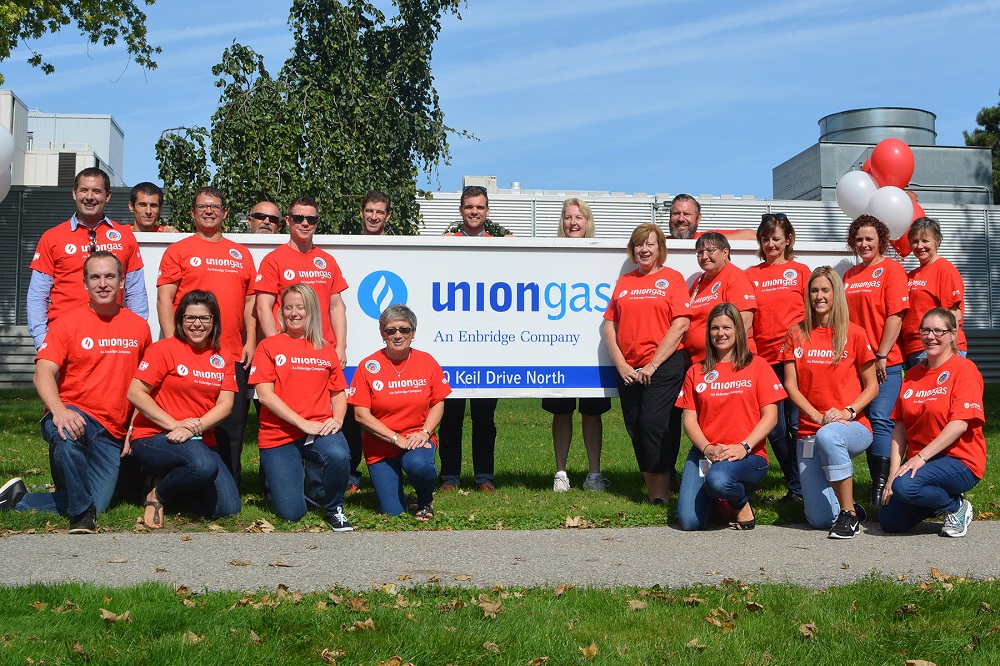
[
  {"left": 284, "top": 269, "right": 296, "bottom": 281},
  {"left": 618, "top": 290, "right": 628, "bottom": 298},
  {"left": 189, "top": 257, "right": 203, "bottom": 267},
  {"left": 365, "top": 360, "right": 381, "bottom": 374},
  {"left": 81, "top": 337, "right": 94, "bottom": 350},
  {"left": 695, "top": 382, "right": 708, "bottom": 393},
  {"left": 704, "top": 370, "right": 719, "bottom": 383},
  {"left": 903, "top": 389, "right": 914, "bottom": 399},
  {"left": 176, "top": 364, "right": 189, "bottom": 377},
  {"left": 64, "top": 243, "right": 78, "bottom": 255},
  {"left": 357, "top": 271, "right": 408, "bottom": 320},
  {"left": 711, "top": 281, "right": 721, "bottom": 294},
  {"left": 654, "top": 279, "right": 668, "bottom": 290},
  {"left": 372, "top": 380, "right": 385, "bottom": 392},
  {"left": 314, "top": 257, "right": 327, "bottom": 269},
  {"left": 210, "top": 354, "right": 225, "bottom": 369},
  {"left": 275, "top": 354, "right": 287, "bottom": 367},
  {"left": 783, "top": 268, "right": 797, "bottom": 281},
  {"left": 937, "top": 371, "right": 950, "bottom": 385},
  {"left": 872, "top": 267, "right": 884, "bottom": 279},
  {"left": 229, "top": 248, "right": 243, "bottom": 260},
  {"left": 106, "top": 230, "right": 122, "bottom": 242},
  {"left": 794, "top": 347, "right": 804, "bottom": 359}
]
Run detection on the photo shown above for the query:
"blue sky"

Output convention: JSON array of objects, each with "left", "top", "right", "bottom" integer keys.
[{"left": 4, "top": 0, "right": 999, "bottom": 198}]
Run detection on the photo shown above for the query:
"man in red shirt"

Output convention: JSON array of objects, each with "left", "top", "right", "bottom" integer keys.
[
  {"left": 156, "top": 187, "right": 257, "bottom": 486},
  {"left": 0, "top": 252, "right": 151, "bottom": 532},
  {"left": 129, "top": 182, "right": 178, "bottom": 233},
  {"left": 667, "top": 194, "right": 756, "bottom": 241}
]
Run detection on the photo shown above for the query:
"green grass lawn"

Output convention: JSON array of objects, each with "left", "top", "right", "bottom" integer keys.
[{"left": 1, "top": 387, "right": 998, "bottom": 533}]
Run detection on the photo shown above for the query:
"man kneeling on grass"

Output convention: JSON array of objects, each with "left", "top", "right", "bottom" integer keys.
[{"left": 0, "top": 252, "right": 151, "bottom": 532}]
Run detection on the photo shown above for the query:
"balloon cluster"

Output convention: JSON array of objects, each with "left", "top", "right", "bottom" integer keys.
[
  {"left": 835, "top": 138, "right": 923, "bottom": 256},
  {"left": 0, "top": 126, "right": 14, "bottom": 203}
]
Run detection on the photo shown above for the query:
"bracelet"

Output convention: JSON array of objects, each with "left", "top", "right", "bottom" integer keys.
[
  {"left": 421, "top": 429, "right": 431, "bottom": 436},
  {"left": 875, "top": 353, "right": 888, "bottom": 360},
  {"left": 391, "top": 434, "right": 399, "bottom": 444},
  {"left": 916, "top": 453, "right": 927, "bottom": 462}
]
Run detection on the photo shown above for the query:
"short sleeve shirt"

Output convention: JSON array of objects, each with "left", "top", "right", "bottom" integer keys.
[
  {"left": 843, "top": 258, "right": 909, "bottom": 366},
  {"left": 901, "top": 258, "right": 967, "bottom": 356},
  {"left": 603, "top": 267, "right": 691, "bottom": 367},
  {"left": 687, "top": 262, "right": 758, "bottom": 363},
  {"left": 249, "top": 333, "right": 347, "bottom": 449},
  {"left": 745, "top": 260, "right": 810, "bottom": 364},
  {"left": 36, "top": 305, "right": 151, "bottom": 439}
]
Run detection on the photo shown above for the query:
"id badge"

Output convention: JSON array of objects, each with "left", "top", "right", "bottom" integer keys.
[
  {"left": 698, "top": 458, "right": 712, "bottom": 477},
  {"left": 800, "top": 435, "right": 816, "bottom": 459}
]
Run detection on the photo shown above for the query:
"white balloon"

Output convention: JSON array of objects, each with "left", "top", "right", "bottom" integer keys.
[
  {"left": 0, "top": 166, "right": 11, "bottom": 203},
  {"left": 835, "top": 170, "right": 878, "bottom": 220},
  {"left": 866, "top": 186, "right": 913, "bottom": 239},
  {"left": 0, "top": 126, "right": 14, "bottom": 169}
]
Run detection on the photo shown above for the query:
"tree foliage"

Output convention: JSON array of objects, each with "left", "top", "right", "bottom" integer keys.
[
  {"left": 963, "top": 89, "right": 1000, "bottom": 204},
  {"left": 155, "top": 0, "right": 469, "bottom": 234},
  {"left": 0, "top": 0, "right": 161, "bottom": 86}
]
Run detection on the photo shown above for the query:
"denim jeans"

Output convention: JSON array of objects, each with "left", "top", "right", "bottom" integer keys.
[
  {"left": 767, "top": 363, "right": 800, "bottom": 496},
  {"left": 260, "top": 433, "right": 350, "bottom": 521},
  {"left": 439, "top": 398, "right": 497, "bottom": 486},
  {"left": 368, "top": 445, "right": 438, "bottom": 516},
  {"left": 879, "top": 456, "right": 979, "bottom": 533},
  {"left": 676, "top": 447, "right": 769, "bottom": 531},
  {"left": 131, "top": 434, "right": 241, "bottom": 519},
  {"left": 798, "top": 421, "right": 872, "bottom": 529},
  {"left": 16, "top": 407, "right": 122, "bottom": 517},
  {"left": 865, "top": 363, "right": 902, "bottom": 457}
]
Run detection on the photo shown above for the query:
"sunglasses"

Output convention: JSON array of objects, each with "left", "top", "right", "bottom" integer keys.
[
  {"left": 87, "top": 228, "right": 97, "bottom": 253},
  {"left": 249, "top": 212, "right": 280, "bottom": 225},
  {"left": 383, "top": 326, "right": 414, "bottom": 336},
  {"left": 761, "top": 212, "right": 789, "bottom": 222},
  {"left": 288, "top": 214, "right": 320, "bottom": 226}
]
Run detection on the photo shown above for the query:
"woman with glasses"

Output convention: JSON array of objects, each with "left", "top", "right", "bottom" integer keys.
[
  {"left": 604, "top": 224, "right": 690, "bottom": 504},
  {"left": 900, "top": 217, "right": 967, "bottom": 368},
  {"left": 843, "top": 215, "right": 909, "bottom": 511},
  {"left": 128, "top": 290, "right": 241, "bottom": 528},
  {"left": 249, "top": 284, "right": 353, "bottom": 531},
  {"left": 780, "top": 267, "right": 878, "bottom": 539},
  {"left": 675, "top": 302, "right": 785, "bottom": 531},
  {"left": 745, "top": 213, "right": 810, "bottom": 503},
  {"left": 349, "top": 305, "right": 450, "bottom": 520},
  {"left": 548, "top": 199, "right": 612, "bottom": 493},
  {"left": 879, "top": 309, "right": 985, "bottom": 537}
]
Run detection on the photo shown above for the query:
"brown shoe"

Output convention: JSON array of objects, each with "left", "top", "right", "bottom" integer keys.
[
  {"left": 477, "top": 482, "right": 497, "bottom": 493},
  {"left": 439, "top": 483, "right": 458, "bottom": 493}
]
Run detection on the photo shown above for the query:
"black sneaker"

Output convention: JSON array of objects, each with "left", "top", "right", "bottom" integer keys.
[
  {"left": 853, "top": 501, "right": 868, "bottom": 523},
  {"left": 0, "top": 477, "right": 27, "bottom": 511},
  {"left": 828, "top": 509, "right": 860, "bottom": 539},
  {"left": 68, "top": 505, "right": 97, "bottom": 534},
  {"left": 327, "top": 505, "right": 354, "bottom": 532}
]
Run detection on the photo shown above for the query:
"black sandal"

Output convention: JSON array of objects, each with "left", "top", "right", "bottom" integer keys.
[
  {"left": 143, "top": 499, "right": 164, "bottom": 528},
  {"left": 415, "top": 505, "right": 434, "bottom": 522}
]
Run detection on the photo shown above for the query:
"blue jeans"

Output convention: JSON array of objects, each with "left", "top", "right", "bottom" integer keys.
[
  {"left": 879, "top": 456, "right": 979, "bottom": 533},
  {"left": 259, "top": 433, "right": 350, "bottom": 521},
  {"left": 131, "top": 434, "right": 241, "bottom": 519},
  {"left": 767, "top": 363, "right": 800, "bottom": 496},
  {"left": 16, "top": 407, "right": 122, "bottom": 517},
  {"left": 367, "top": 446, "right": 438, "bottom": 516},
  {"left": 798, "top": 421, "right": 872, "bottom": 529},
  {"left": 676, "top": 447, "right": 769, "bottom": 531},
  {"left": 866, "top": 363, "right": 902, "bottom": 457}
]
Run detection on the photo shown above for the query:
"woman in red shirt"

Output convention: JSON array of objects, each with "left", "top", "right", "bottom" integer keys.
[
  {"left": 879, "top": 309, "right": 985, "bottom": 537},
  {"left": 350, "top": 305, "right": 451, "bottom": 520},
  {"left": 250, "top": 284, "right": 353, "bottom": 532},
  {"left": 128, "top": 290, "right": 241, "bottom": 528},
  {"left": 781, "top": 267, "right": 879, "bottom": 539},
  {"left": 745, "top": 213, "right": 810, "bottom": 503},
  {"left": 675, "top": 303, "right": 786, "bottom": 530},
  {"left": 604, "top": 224, "right": 690, "bottom": 504}
]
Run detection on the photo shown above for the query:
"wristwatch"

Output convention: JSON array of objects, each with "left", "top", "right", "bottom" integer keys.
[
  {"left": 740, "top": 441, "right": 751, "bottom": 455},
  {"left": 845, "top": 406, "right": 856, "bottom": 420}
]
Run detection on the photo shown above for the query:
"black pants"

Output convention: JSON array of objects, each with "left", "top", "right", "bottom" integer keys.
[
  {"left": 214, "top": 361, "right": 249, "bottom": 488},
  {"left": 438, "top": 397, "right": 498, "bottom": 486},
  {"left": 616, "top": 353, "right": 685, "bottom": 474}
]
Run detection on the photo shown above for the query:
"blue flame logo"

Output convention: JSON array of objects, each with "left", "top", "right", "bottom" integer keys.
[{"left": 357, "top": 271, "right": 408, "bottom": 320}]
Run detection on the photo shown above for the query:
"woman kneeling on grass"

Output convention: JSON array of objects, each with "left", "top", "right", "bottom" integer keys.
[
  {"left": 349, "top": 305, "right": 451, "bottom": 521},
  {"left": 127, "top": 290, "right": 241, "bottom": 528},
  {"left": 879, "top": 308, "right": 986, "bottom": 538},
  {"left": 675, "top": 303, "right": 785, "bottom": 530},
  {"left": 249, "top": 284, "right": 353, "bottom": 532}
]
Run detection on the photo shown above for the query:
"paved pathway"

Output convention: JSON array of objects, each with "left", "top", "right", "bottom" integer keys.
[{"left": 2, "top": 521, "right": 998, "bottom": 591}]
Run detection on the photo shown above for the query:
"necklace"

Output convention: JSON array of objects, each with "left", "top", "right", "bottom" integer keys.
[{"left": 387, "top": 352, "right": 410, "bottom": 377}]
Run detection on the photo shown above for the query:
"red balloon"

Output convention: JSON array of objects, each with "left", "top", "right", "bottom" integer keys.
[
  {"left": 862, "top": 158, "right": 873, "bottom": 175},
  {"left": 911, "top": 201, "right": 926, "bottom": 222},
  {"left": 870, "top": 138, "right": 915, "bottom": 189}
]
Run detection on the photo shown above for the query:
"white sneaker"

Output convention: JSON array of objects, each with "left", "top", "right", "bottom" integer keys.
[
  {"left": 582, "top": 473, "right": 609, "bottom": 492},
  {"left": 941, "top": 498, "right": 973, "bottom": 538},
  {"left": 553, "top": 472, "right": 570, "bottom": 492}
]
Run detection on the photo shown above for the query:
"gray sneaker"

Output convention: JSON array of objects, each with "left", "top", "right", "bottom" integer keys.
[
  {"left": 941, "top": 498, "right": 973, "bottom": 538},
  {"left": 582, "top": 473, "right": 609, "bottom": 492}
]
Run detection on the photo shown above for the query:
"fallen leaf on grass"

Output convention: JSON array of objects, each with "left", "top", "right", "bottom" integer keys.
[
  {"left": 249, "top": 630, "right": 263, "bottom": 645},
  {"left": 243, "top": 518, "right": 275, "bottom": 533},
  {"left": 897, "top": 604, "right": 920, "bottom": 616},
  {"left": 343, "top": 618, "right": 374, "bottom": 632},
  {"left": 980, "top": 602, "right": 993, "bottom": 614},
  {"left": 705, "top": 608, "right": 736, "bottom": 632},
  {"left": 378, "top": 658, "right": 415, "bottom": 666},
  {"left": 686, "top": 638, "right": 707, "bottom": 651},
  {"left": 72, "top": 641, "right": 89, "bottom": 660},
  {"left": 683, "top": 595, "right": 704, "bottom": 606},
  {"left": 394, "top": 595, "right": 409, "bottom": 609},
  {"left": 628, "top": 599, "right": 648, "bottom": 611},
  {"left": 930, "top": 567, "right": 946, "bottom": 580},
  {"left": 182, "top": 631, "right": 203, "bottom": 645},
  {"left": 799, "top": 622, "right": 817, "bottom": 639},
  {"left": 437, "top": 599, "right": 465, "bottom": 612},
  {"left": 207, "top": 523, "right": 227, "bottom": 532},
  {"left": 565, "top": 515, "right": 589, "bottom": 528},
  {"left": 527, "top": 658, "right": 549, "bottom": 665},
  {"left": 328, "top": 593, "right": 343, "bottom": 605},
  {"left": 478, "top": 594, "right": 502, "bottom": 618},
  {"left": 320, "top": 648, "right": 344, "bottom": 664},
  {"left": 228, "top": 560, "right": 251, "bottom": 567},
  {"left": 180, "top": 535, "right": 193, "bottom": 541},
  {"left": 31, "top": 601, "right": 48, "bottom": 611},
  {"left": 483, "top": 642, "right": 500, "bottom": 653},
  {"left": 398, "top": 574, "right": 413, "bottom": 581},
  {"left": 181, "top": 599, "right": 197, "bottom": 608},
  {"left": 380, "top": 583, "right": 398, "bottom": 595},
  {"left": 99, "top": 609, "right": 132, "bottom": 624},
  {"left": 897, "top": 574, "right": 907, "bottom": 581},
  {"left": 745, "top": 601, "right": 764, "bottom": 612},
  {"left": 454, "top": 575, "right": 471, "bottom": 581},
  {"left": 554, "top": 583, "right": 574, "bottom": 597},
  {"left": 904, "top": 661, "right": 937, "bottom": 666},
  {"left": 346, "top": 597, "right": 369, "bottom": 612},
  {"left": 427, "top": 576, "right": 441, "bottom": 583},
  {"left": 579, "top": 642, "right": 598, "bottom": 659}
]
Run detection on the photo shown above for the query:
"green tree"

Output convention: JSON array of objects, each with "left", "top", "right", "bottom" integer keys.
[
  {"left": 963, "top": 89, "right": 1000, "bottom": 204},
  {"left": 0, "top": 0, "right": 161, "bottom": 86},
  {"left": 155, "top": 0, "right": 471, "bottom": 235},
  {"left": 154, "top": 127, "right": 211, "bottom": 233}
]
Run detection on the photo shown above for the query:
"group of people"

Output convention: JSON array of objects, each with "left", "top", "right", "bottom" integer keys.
[{"left": 0, "top": 172, "right": 986, "bottom": 542}]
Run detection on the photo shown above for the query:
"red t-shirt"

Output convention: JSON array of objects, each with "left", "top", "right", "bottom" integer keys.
[
  {"left": 248, "top": 333, "right": 347, "bottom": 450},
  {"left": 36, "top": 305, "right": 151, "bottom": 440},
  {"left": 131, "top": 337, "right": 238, "bottom": 446},
  {"left": 348, "top": 348, "right": 451, "bottom": 465},
  {"left": 745, "top": 260, "right": 809, "bottom": 364},
  {"left": 30, "top": 219, "right": 144, "bottom": 323},
  {"left": 901, "top": 258, "right": 967, "bottom": 356},
  {"left": 687, "top": 262, "right": 758, "bottom": 363},
  {"left": 157, "top": 235, "right": 256, "bottom": 358},
  {"left": 254, "top": 244, "right": 349, "bottom": 345},
  {"left": 779, "top": 323, "right": 875, "bottom": 437},
  {"left": 675, "top": 356, "right": 786, "bottom": 462},
  {"left": 892, "top": 354, "right": 986, "bottom": 478},
  {"left": 843, "top": 258, "right": 909, "bottom": 366},
  {"left": 603, "top": 267, "right": 691, "bottom": 367}
]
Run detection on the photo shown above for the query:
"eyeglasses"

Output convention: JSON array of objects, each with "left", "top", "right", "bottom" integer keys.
[
  {"left": 288, "top": 214, "right": 320, "bottom": 226},
  {"left": 918, "top": 327, "right": 954, "bottom": 338},
  {"left": 695, "top": 247, "right": 721, "bottom": 257},
  {"left": 383, "top": 326, "right": 413, "bottom": 336},
  {"left": 761, "top": 212, "right": 789, "bottom": 222},
  {"left": 194, "top": 203, "right": 225, "bottom": 212},
  {"left": 87, "top": 228, "right": 97, "bottom": 253},
  {"left": 249, "top": 212, "right": 280, "bottom": 224},
  {"left": 183, "top": 315, "right": 214, "bottom": 324}
]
